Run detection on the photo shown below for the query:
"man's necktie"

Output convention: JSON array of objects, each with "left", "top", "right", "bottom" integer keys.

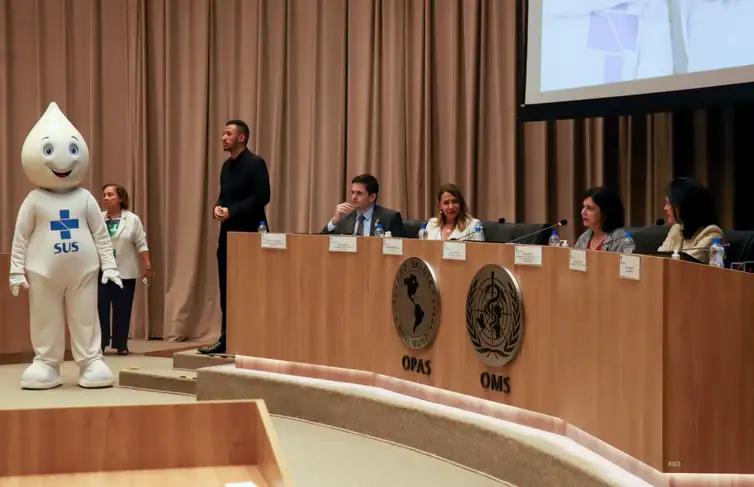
[{"left": 354, "top": 214, "right": 366, "bottom": 236}]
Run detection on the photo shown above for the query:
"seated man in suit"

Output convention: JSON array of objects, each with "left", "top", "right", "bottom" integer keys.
[{"left": 322, "top": 173, "right": 405, "bottom": 237}]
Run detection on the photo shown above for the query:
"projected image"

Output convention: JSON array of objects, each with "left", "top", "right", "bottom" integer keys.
[{"left": 541, "top": 0, "right": 754, "bottom": 92}]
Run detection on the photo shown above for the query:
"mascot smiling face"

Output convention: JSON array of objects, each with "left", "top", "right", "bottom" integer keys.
[{"left": 21, "top": 102, "right": 90, "bottom": 190}]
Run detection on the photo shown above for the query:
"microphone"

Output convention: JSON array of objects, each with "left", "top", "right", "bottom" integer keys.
[
  {"left": 450, "top": 221, "right": 485, "bottom": 241},
  {"left": 600, "top": 219, "right": 665, "bottom": 249},
  {"left": 506, "top": 219, "right": 568, "bottom": 244}
]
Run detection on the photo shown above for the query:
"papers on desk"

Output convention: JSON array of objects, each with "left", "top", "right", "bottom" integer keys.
[
  {"left": 619, "top": 254, "right": 641, "bottom": 280},
  {"left": 329, "top": 235, "right": 358, "bottom": 253},
  {"left": 261, "top": 233, "right": 287, "bottom": 250},
  {"left": 514, "top": 245, "right": 542, "bottom": 266},
  {"left": 443, "top": 241, "right": 466, "bottom": 261},
  {"left": 383, "top": 238, "right": 403, "bottom": 256}
]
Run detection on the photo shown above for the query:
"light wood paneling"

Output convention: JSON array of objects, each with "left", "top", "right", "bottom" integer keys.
[
  {"left": 0, "top": 254, "right": 31, "bottom": 356},
  {"left": 0, "top": 465, "right": 269, "bottom": 487},
  {"left": 227, "top": 233, "right": 754, "bottom": 473},
  {"left": 0, "top": 400, "right": 289, "bottom": 485},
  {"left": 663, "top": 263, "right": 754, "bottom": 473}
]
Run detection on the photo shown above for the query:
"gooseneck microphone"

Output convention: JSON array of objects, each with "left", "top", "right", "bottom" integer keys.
[
  {"left": 450, "top": 221, "right": 485, "bottom": 241},
  {"left": 506, "top": 219, "right": 568, "bottom": 244}
]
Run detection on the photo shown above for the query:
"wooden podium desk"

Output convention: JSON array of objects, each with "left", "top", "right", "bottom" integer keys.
[
  {"left": 227, "top": 233, "right": 754, "bottom": 474},
  {"left": 0, "top": 400, "right": 289, "bottom": 486}
]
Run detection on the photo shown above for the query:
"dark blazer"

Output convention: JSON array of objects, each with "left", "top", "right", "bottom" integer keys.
[{"left": 321, "top": 204, "right": 406, "bottom": 237}]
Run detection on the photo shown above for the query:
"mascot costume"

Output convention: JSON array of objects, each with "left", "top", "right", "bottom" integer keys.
[{"left": 9, "top": 102, "right": 121, "bottom": 389}]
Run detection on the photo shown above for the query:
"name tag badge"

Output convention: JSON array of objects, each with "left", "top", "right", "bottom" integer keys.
[
  {"left": 329, "top": 235, "right": 358, "bottom": 253},
  {"left": 569, "top": 249, "right": 587, "bottom": 272},
  {"left": 261, "top": 233, "right": 287, "bottom": 250},
  {"left": 619, "top": 255, "right": 641, "bottom": 280},
  {"left": 514, "top": 245, "right": 543, "bottom": 266},
  {"left": 383, "top": 238, "right": 403, "bottom": 256},
  {"left": 443, "top": 241, "right": 466, "bottom": 261}
]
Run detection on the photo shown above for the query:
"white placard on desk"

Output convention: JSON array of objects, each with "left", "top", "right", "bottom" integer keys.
[
  {"left": 619, "top": 254, "right": 641, "bottom": 280},
  {"left": 225, "top": 482, "right": 257, "bottom": 487},
  {"left": 260, "top": 233, "right": 287, "bottom": 250},
  {"left": 382, "top": 238, "right": 404, "bottom": 256},
  {"left": 443, "top": 241, "right": 466, "bottom": 261},
  {"left": 569, "top": 249, "right": 587, "bottom": 272},
  {"left": 329, "top": 235, "right": 358, "bottom": 253},
  {"left": 514, "top": 245, "right": 543, "bottom": 266}
]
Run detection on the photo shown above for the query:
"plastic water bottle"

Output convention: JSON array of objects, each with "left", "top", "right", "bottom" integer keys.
[
  {"left": 548, "top": 230, "right": 561, "bottom": 247},
  {"left": 374, "top": 223, "right": 385, "bottom": 237},
  {"left": 418, "top": 223, "right": 428, "bottom": 240},
  {"left": 709, "top": 237, "right": 725, "bottom": 268},
  {"left": 622, "top": 231, "right": 636, "bottom": 254},
  {"left": 474, "top": 222, "right": 484, "bottom": 239},
  {"left": 258, "top": 221, "right": 268, "bottom": 233}
]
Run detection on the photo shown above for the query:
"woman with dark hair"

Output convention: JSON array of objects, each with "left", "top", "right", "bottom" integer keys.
[
  {"left": 425, "top": 183, "right": 484, "bottom": 241},
  {"left": 575, "top": 187, "right": 628, "bottom": 252},
  {"left": 658, "top": 178, "right": 722, "bottom": 263},
  {"left": 99, "top": 184, "right": 153, "bottom": 355}
]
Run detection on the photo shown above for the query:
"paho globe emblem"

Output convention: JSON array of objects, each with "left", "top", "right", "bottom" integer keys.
[
  {"left": 466, "top": 264, "right": 523, "bottom": 367},
  {"left": 391, "top": 257, "right": 441, "bottom": 350}
]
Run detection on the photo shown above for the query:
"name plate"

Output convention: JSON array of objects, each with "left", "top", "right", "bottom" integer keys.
[
  {"left": 260, "top": 233, "right": 287, "bottom": 250},
  {"left": 329, "top": 235, "right": 358, "bottom": 253},
  {"left": 382, "top": 238, "right": 403, "bottom": 256},
  {"left": 569, "top": 249, "right": 587, "bottom": 272},
  {"left": 619, "top": 254, "right": 641, "bottom": 280},
  {"left": 514, "top": 245, "right": 542, "bottom": 266},
  {"left": 442, "top": 241, "right": 466, "bottom": 261}
]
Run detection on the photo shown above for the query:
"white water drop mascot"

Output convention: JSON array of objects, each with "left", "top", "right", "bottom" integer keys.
[{"left": 9, "top": 102, "right": 121, "bottom": 389}]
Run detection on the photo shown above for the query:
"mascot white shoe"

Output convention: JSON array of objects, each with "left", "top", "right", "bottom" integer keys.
[
  {"left": 20, "top": 362, "right": 62, "bottom": 390},
  {"left": 9, "top": 102, "right": 122, "bottom": 390}
]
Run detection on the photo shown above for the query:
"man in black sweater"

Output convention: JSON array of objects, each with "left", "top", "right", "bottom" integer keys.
[{"left": 199, "top": 120, "right": 270, "bottom": 354}]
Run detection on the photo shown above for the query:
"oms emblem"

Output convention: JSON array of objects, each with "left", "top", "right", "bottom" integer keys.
[
  {"left": 391, "top": 257, "right": 440, "bottom": 350},
  {"left": 466, "top": 265, "right": 523, "bottom": 367}
]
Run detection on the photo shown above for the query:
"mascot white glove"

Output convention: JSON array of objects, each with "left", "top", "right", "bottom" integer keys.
[
  {"left": 9, "top": 274, "right": 29, "bottom": 297},
  {"left": 101, "top": 269, "right": 123, "bottom": 289}
]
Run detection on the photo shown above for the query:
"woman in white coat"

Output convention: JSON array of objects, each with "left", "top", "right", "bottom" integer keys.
[
  {"left": 99, "top": 184, "right": 153, "bottom": 355},
  {"left": 425, "top": 183, "right": 484, "bottom": 241}
]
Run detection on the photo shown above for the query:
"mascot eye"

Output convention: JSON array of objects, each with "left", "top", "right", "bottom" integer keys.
[
  {"left": 69, "top": 143, "right": 79, "bottom": 155},
  {"left": 42, "top": 143, "right": 54, "bottom": 157}
]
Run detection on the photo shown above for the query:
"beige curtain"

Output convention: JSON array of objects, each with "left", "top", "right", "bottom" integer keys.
[{"left": 0, "top": 0, "right": 747, "bottom": 340}]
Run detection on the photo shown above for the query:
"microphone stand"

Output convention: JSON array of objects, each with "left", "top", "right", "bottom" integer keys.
[{"left": 506, "top": 220, "right": 568, "bottom": 245}]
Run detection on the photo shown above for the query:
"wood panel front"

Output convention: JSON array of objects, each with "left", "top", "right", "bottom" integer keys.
[
  {"left": 227, "top": 233, "right": 753, "bottom": 473},
  {"left": 0, "top": 253, "right": 31, "bottom": 357},
  {"left": 663, "top": 263, "right": 754, "bottom": 473},
  {"left": 0, "top": 400, "right": 289, "bottom": 485}
]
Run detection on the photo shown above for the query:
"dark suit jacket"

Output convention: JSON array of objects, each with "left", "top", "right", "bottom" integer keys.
[{"left": 321, "top": 205, "right": 406, "bottom": 237}]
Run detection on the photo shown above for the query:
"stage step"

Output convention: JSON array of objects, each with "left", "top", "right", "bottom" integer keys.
[
  {"left": 172, "top": 350, "right": 234, "bottom": 370},
  {"left": 119, "top": 367, "right": 198, "bottom": 395}
]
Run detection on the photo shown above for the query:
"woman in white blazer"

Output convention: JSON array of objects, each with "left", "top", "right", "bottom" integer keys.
[
  {"left": 98, "top": 185, "right": 153, "bottom": 355},
  {"left": 425, "top": 183, "right": 484, "bottom": 241}
]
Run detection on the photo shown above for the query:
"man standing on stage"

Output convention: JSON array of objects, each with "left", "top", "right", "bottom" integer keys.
[{"left": 199, "top": 120, "right": 270, "bottom": 354}]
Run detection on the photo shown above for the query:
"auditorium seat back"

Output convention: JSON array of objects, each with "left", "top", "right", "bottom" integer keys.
[
  {"left": 482, "top": 221, "right": 550, "bottom": 245},
  {"left": 723, "top": 229, "right": 754, "bottom": 266},
  {"left": 403, "top": 219, "right": 425, "bottom": 239},
  {"left": 624, "top": 225, "right": 671, "bottom": 254}
]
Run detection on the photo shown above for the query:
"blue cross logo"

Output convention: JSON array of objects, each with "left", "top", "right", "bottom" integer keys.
[{"left": 50, "top": 210, "right": 79, "bottom": 240}]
